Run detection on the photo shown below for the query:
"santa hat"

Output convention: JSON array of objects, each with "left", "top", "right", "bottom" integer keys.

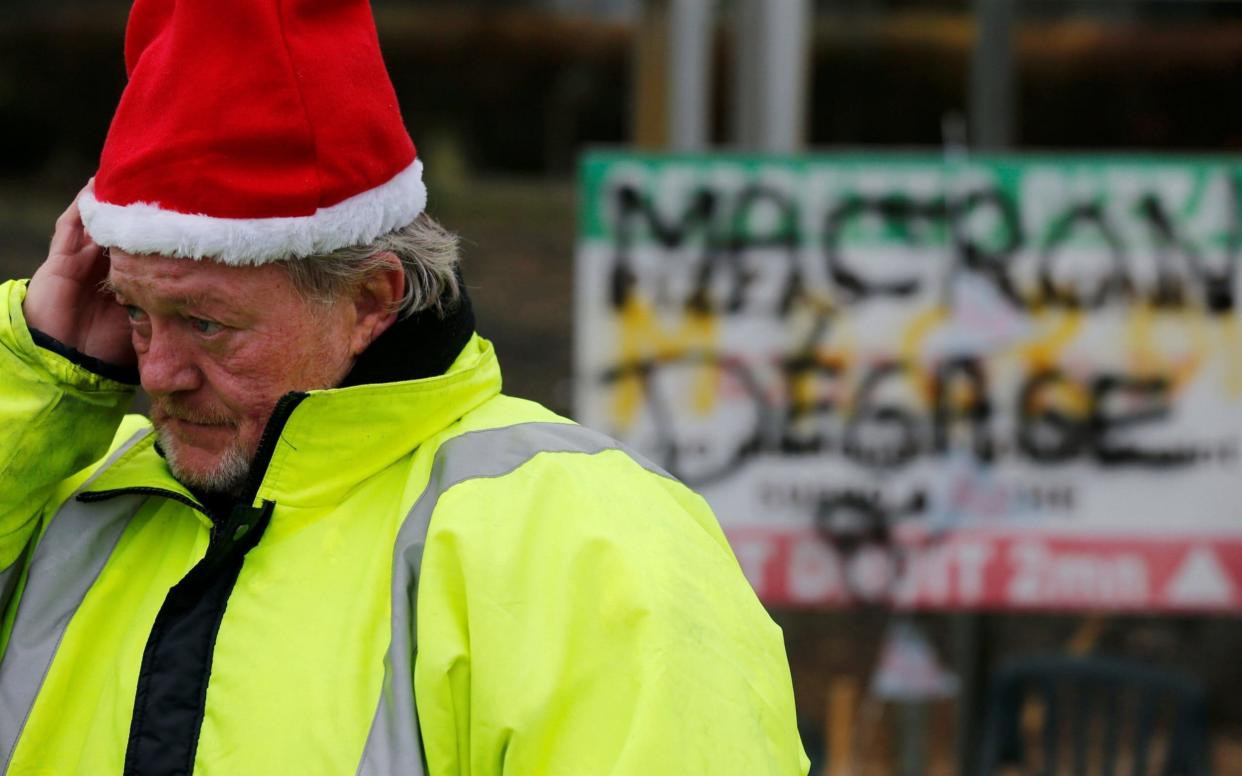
[{"left": 78, "top": 0, "right": 424, "bottom": 266}]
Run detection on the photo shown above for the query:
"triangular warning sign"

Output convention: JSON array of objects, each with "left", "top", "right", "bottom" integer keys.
[
  {"left": 1165, "top": 547, "right": 1235, "bottom": 607},
  {"left": 870, "top": 620, "right": 959, "bottom": 701}
]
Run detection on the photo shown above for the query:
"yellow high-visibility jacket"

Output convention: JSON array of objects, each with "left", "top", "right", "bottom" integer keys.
[{"left": 0, "top": 278, "right": 808, "bottom": 775}]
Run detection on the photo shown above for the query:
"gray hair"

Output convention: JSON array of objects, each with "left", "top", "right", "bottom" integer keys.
[{"left": 281, "top": 212, "right": 462, "bottom": 318}]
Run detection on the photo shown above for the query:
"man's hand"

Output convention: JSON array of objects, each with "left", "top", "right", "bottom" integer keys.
[{"left": 24, "top": 184, "right": 136, "bottom": 367}]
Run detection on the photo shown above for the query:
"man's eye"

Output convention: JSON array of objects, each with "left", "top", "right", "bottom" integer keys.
[
  {"left": 188, "top": 317, "right": 223, "bottom": 335},
  {"left": 124, "top": 305, "right": 147, "bottom": 322}
]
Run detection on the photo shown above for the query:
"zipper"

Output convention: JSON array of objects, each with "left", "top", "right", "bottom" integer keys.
[
  {"left": 238, "top": 391, "right": 308, "bottom": 505},
  {"left": 121, "top": 500, "right": 275, "bottom": 776},
  {"left": 77, "top": 400, "right": 303, "bottom": 775}
]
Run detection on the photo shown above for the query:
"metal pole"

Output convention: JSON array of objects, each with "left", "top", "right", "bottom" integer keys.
[
  {"left": 668, "top": 0, "right": 714, "bottom": 151},
  {"left": 633, "top": 0, "right": 670, "bottom": 148},
  {"left": 899, "top": 701, "right": 929, "bottom": 776},
  {"left": 969, "top": 0, "right": 1015, "bottom": 151},
  {"left": 730, "top": 0, "right": 762, "bottom": 148},
  {"left": 731, "top": 0, "right": 811, "bottom": 152},
  {"left": 957, "top": 6, "right": 1013, "bottom": 774},
  {"left": 760, "top": 0, "right": 811, "bottom": 153},
  {"left": 953, "top": 614, "right": 989, "bottom": 776}
]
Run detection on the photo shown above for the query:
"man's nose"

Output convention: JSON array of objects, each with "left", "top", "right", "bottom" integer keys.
[{"left": 138, "top": 327, "right": 201, "bottom": 396}]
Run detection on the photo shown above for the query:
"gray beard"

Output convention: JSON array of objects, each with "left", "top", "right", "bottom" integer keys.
[{"left": 155, "top": 424, "right": 251, "bottom": 498}]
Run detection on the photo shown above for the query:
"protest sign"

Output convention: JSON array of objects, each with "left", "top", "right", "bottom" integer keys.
[{"left": 575, "top": 152, "right": 1242, "bottom": 610}]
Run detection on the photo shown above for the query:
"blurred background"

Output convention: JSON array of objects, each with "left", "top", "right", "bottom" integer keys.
[{"left": 4, "top": 0, "right": 1242, "bottom": 773}]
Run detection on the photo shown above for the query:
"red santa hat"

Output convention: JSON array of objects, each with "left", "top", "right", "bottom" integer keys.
[{"left": 79, "top": 0, "right": 424, "bottom": 266}]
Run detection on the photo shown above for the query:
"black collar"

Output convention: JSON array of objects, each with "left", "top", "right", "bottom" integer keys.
[{"left": 340, "top": 284, "right": 476, "bottom": 386}]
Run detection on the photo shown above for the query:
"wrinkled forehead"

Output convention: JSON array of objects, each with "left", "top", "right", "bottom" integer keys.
[{"left": 105, "top": 249, "right": 290, "bottom": 309}]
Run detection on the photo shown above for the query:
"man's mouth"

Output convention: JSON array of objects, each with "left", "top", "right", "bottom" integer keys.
[
  {"left": 171, "top": 417, "right": 228, "bottom": 428},
  {"left": 162, "top": 416, "right": 234, "bottom": 436},
  {"left": 153, "top": 406, "right": 237, "bottom": 434}
]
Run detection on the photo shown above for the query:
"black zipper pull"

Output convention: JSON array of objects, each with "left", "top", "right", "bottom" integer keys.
[{"left": 205, "top": 501, "right": 275, "bottom": 563}]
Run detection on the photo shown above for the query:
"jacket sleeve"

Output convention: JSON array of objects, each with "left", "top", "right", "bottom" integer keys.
[
  {"left": 414, "top": 448, "right": 810, "bottom": 776},
  {"left": 0, "top": 279, "right": 137, "bottom": 605}
]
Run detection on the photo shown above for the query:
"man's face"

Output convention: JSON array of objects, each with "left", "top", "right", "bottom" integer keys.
[{"left": 107, "top": 251, "right": 358, "bottom": 495}]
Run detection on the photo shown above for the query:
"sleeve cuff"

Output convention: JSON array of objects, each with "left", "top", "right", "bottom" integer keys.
[{"left": 28, "top": 326, "right": 140, "bottom": 385}]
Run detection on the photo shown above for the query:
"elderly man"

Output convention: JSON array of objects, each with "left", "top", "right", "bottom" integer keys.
[{"left": 0, "top": 0, "right": 807, "bottom": 774}]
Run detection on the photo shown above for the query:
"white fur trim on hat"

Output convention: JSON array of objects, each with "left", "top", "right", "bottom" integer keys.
[{"left": 78, "top": 160, "right": 427, "bottom": 265}]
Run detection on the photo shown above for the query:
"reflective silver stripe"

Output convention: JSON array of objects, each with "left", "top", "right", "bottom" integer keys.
[
  {"left": 356, "top": 421, "right": 671, "bottom": 775},
  {"left": 0, "top": 428, "right": 151, "bottom": 768},
  {"left": 0, "top": 542, "right": 33, "bottom": 632}
]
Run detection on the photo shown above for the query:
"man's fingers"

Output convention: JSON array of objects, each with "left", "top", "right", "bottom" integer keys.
[
  {"left": 49, "top": 196, "right": 87, "bottom": 258},
  {"left": 50, "top": 180, "right": 95, "bottom": 251}
]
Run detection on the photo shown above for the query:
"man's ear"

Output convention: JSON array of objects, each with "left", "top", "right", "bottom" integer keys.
[{"left": 350, "top": 252, "right": 404, "bottom": 356}]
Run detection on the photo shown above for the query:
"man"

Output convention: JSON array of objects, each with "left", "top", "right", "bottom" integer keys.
[{"left": 0, "top": 0, "right": 807, "bottom": 774}]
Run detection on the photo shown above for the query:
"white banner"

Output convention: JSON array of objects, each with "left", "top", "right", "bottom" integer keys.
[{"left": 575, "top": 152, "right": 1242, "bottom": 610}]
